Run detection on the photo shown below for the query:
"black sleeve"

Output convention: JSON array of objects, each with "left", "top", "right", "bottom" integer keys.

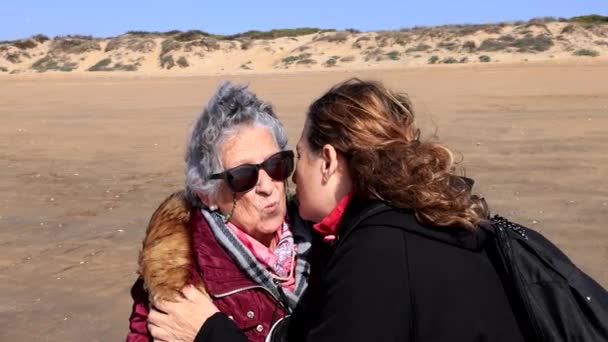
[
  {"left": 194, "top": 312, "right": 248, "bottom": 342},
  {"left": 305, "top": 226, "right": 412, "bottom": 342}
]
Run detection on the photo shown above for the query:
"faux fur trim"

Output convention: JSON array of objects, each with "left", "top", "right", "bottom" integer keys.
[{"left": 138, "top": 190, "right": 205, "bottom": 302}]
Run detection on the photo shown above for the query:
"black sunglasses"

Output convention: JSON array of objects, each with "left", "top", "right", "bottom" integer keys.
[{"left": 209, "top": 150, "right": 294, "bottom": 193}]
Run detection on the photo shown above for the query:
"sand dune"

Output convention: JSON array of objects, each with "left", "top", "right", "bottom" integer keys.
[{"left": 1, "top": 19, "right": 608, "bottom": 75}]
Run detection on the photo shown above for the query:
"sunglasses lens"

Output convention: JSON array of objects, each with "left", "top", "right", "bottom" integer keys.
[
  {"left": 226, "top": 166, "right": 258, "bottom": 193},
  {"left": 264, "top": 152, "right": 294, "bottom": 181}
]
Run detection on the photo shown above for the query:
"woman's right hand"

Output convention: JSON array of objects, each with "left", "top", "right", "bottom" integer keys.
[{"left": 147, "top": 285, "right": 219, "bottom": 342}]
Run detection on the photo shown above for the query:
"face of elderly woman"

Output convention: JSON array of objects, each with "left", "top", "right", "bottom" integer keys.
[{"left": 214, "top": 125, "right": 287, "bottom": 246}]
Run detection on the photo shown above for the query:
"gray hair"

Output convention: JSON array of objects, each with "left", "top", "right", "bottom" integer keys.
[{"left": 185, "top": 82, "right": 288, "bottom": 207}]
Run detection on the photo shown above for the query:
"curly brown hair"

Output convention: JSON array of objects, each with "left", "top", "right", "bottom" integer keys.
[{"left": 305, "top": 78, "right": 488, "bottom": 230}]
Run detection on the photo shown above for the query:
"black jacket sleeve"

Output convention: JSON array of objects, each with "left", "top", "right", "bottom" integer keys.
[
  {"left": 194, "top": 313, "right": 248, "bottom": 342},
  {"left": 303, "top": 225, "right": 412, "bottom": 341}
]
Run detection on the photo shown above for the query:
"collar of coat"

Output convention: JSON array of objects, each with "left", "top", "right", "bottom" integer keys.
[{"left": 138, "top": 190, "right": 204, "bottom": 302}]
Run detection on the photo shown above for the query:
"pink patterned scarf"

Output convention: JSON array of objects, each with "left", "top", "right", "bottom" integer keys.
[{"left": 227, "top": 221, "right": 296, "bottom": 290}]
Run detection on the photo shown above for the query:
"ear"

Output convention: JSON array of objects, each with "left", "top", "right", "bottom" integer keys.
[{"left": 320, "top": 144, "right": 340, "bottom": 183}]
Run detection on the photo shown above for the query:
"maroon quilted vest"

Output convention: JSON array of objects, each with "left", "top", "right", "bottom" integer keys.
[{"left": 189, "top": 209, "right": 288, "bottom": 342}]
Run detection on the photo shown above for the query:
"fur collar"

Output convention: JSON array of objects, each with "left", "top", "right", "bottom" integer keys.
[{"left": 138, "top": 191, "right": 205, "bottom": 302}]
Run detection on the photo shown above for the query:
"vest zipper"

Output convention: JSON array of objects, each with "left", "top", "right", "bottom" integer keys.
[{"left": 211, "top": 284, "right": 287, "bottom": 310}]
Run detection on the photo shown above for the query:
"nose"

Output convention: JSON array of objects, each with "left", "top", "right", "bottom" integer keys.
[{"left": 256, "top": 169, "right": 275, "bottom": 195}]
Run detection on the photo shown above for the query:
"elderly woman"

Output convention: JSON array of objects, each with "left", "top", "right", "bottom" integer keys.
[{"left": 126, "top": 82, "right": 312, "bottom": 342}]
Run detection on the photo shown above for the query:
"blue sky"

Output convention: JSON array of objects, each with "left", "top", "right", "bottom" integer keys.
[{"left": 1, "top": 0, "right": 606, "bottom": 40}]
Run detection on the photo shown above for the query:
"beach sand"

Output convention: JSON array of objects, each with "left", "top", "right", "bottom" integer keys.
[{"left": 0, "top": 61, "right": 606, "bottom": 341}]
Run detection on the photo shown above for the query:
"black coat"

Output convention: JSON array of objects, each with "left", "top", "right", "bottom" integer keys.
[{"left": 196, "top": 197, "right": 529, "bottom": 342}]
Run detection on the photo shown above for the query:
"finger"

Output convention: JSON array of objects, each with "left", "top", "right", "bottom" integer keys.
[
  {"left": 153, "top": 298, "right": 181, "bottom": 314},
  {"left": 148, "top": 322, "right": 170, "bottom": 341},
  {"left": 181, "top": 284, "right": 201, "bottom": 301},
  {"left": 147, "top": 308, "right": 167, "bottom": 325},
  {"left": 183, "top": 284, "right": 211, "bottom": 304}
]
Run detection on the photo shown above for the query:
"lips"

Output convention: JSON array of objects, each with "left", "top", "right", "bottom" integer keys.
[{"left": 264, "top": 202, "right": 278, "bottom": 210}]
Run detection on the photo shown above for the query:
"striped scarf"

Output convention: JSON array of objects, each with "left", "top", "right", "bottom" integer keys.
[{"left": 201, "top": 204, "right": 312, "bottom": 311}]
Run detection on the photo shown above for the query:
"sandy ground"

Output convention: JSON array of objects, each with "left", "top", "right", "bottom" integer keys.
[{"left": 0, "top": 61, "right": 607, "bottom": 341}]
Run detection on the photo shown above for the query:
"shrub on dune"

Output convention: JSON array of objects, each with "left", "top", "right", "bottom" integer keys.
[{"left": 573, "top": 49, "right": 600, "bottom": 57}]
